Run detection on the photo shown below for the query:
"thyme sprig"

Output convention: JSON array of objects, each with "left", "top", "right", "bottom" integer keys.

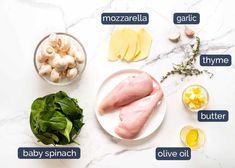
[{"left": 160, "top": 37, "right": 213, "bottom": 83}]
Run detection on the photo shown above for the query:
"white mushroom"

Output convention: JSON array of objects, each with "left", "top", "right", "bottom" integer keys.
[
  {"left": 68, "top": 46, "right": 79, "bottom": 58},
  {"left": 54, "top": 56, "right": 68, "bottom": 72},
  {"left": 37, "top": 54, "right": 47, "bottom": 63},
  {"left": 64, "top": 55, "right": 76, "bottom": 68},
  {"left": 48, "top": 54, "right": 60, "bottom": 68},
  {"left": 50, "top": 69, "right": 61, "bottom": 82},
  {"left": 57, "top": 36, "right": 71, "bottom": 53},
  {"left": 75, "top": 51, "right": 84, "bottom": 64},
  {"left": 37, "top": 33, "right": 84, "bottom": 83},
  {"left": 66, "top": 68, "right": 78, "bottom": 79},
  {"left": 39, "top": 64, "right": 52, "bottom": 76},
  {"left": 69, "top": 47, "right": 84, "bottom": 64},
  {"left": 41, "top": 45, "right": 55, "bottom": 60},
  {"left": 48, "top": 33, "right": 58, "bottom": 48}
]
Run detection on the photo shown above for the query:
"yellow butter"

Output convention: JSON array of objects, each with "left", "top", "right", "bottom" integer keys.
[{"left": 183, "top": 85, "right": 208, "bottom": 110}]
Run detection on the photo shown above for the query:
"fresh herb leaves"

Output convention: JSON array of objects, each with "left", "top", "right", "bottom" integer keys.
[
  {"left": 161, "top": 37, "right": 213, "bottom": 83},
  {"left": 30, "top": 91, "right": 84, "bottom": 145}
]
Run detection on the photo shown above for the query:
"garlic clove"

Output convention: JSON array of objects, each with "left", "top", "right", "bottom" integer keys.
[
  {"left": 50, "top": 69, "right": 61, "bottom": 82},
  {"left": 168, "top": 32, "right": 181, "bottom": 42},
  {"left": 39, "top": 64, "right": 52, "bottom": 76},
  {"left": 185, "top": 27, "right": 195, "bottom": 38},
  {"left": 66, "top": 68, "right": 78, "bottom": 79}
]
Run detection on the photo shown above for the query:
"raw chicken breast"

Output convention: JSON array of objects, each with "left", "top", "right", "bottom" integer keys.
[
  {"left": 115, "top": 85, "right": 163, "bottom": 139},
  {"left": 99, "top": 73, "right": 153, "bottom": 114}
]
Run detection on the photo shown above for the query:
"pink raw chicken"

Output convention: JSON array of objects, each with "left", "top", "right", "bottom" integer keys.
[
  {"left": 99, "top": 73, "right": 153, "bottom": 114},
  {"left": 115, "top": 84, "right": 163, "bottom": 139}
]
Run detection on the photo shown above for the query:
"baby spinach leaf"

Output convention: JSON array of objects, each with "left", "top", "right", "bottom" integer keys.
[
  {"left": 31, "top": 98, "right": 46, "bottom": 121},
  {"left": 55, "top": 91, "right": 68, "bottom": 101},
  {"left": 56, "top": 97, "right": 82, "bottom": 117},
  {"left": 30, "top": 91, "right": 84, "bottom": 145},
  {"left": 73, "top": 119, "right": 84, "bottom": 132},
  {"left": 45, "top": 94, "right": 56, "bottom": 112},
  {"left": 59, "top": 118, "right": 73, "bottom": 142},
  {"left": 36, "top": 134, "right": 55, "bottom": 145},
  {"left": 57, "top": 134, "right": 69, "bottom": 145},
  {"left": 37, "top": 111, "right": 67, "bottom": 132},
  {"left": 37, "top": 132, "right": 59, "bottom": 145}
]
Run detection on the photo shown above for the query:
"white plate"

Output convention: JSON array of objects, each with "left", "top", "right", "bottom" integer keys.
[{"left": 95, "top": 69, "right": 166, "bottom": 140}]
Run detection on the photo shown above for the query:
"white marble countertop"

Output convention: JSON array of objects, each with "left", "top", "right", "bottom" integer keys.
[{"left": 0, "top": 0, "right": 235, "bottom": 167}]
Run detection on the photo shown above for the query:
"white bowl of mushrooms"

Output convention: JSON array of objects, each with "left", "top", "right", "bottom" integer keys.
[{"left": 34, "top": 32, "right": 86, "bottom": 85}]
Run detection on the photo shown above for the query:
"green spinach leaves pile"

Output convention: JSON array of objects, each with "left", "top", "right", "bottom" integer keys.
[{"left": 30, "top": 91, "right": 84, "bottom": 145}]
